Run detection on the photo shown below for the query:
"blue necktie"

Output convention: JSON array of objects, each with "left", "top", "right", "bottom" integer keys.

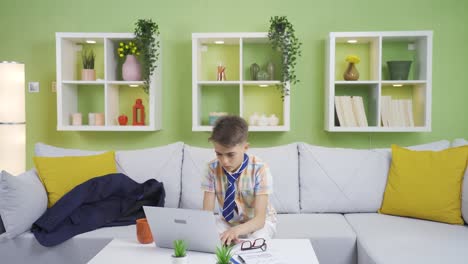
[{"left": 222, "top": 154, "right": 249, "bottom": 222}]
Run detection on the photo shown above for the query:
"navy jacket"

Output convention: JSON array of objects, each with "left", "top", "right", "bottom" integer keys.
[{"left": 32, "top": 173, "right": 165, "bottom": 247}]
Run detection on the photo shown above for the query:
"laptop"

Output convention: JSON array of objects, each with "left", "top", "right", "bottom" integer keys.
[{"left": 143, "top": 206, "right": 221, "bottom": 253}]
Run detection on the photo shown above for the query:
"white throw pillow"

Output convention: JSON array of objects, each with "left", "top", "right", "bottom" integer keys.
[
  {"left": 0, "top": 170, "right": 47, "bottom": 239},
  {"left": 116, "top": 142, "right": 184, "bottom": 208},
  {"left": 299, "top": 140, "right": 451, "bottom": 213},
  {"left": 452, "top": 138, "right": 468, "bottom": 223},
  {"left": 180, "top": 144, "right": 300, "bottom": 213}
]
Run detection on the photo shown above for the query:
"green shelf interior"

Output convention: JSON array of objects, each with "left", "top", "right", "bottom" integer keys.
[
  {"left": 77, "top": 85, "right": 105, "bottom": 125},
  {"left": 243, "top": 85, "right": 283, "bottom": 125},
  {"left": 381, "top": 84, "right": 426, "bottom": 126},
  {"left": 200, "top": 44, "right": 239, "bottom": 81},
  {"left": 335, "top": 43, "right": 373, "bottom": 81},
  {"left": 335, "top": 84, "right": 377, "bottom": 126},
  {"left": 382, "top": 41, "right": 417, "bottom": 80},
  {"left": 200, "top": 85, "right": 239, "bottom": 125},
  {"left": 243, "top": 42, "right": 281, "bottom": 81},
  {"left": 76, "top": 43, "right": 105, "bottom": 80}
]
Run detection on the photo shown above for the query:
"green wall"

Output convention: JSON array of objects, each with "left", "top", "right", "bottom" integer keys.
[{"left": 0, "top": 0, "right": 467, "bottom": 169}]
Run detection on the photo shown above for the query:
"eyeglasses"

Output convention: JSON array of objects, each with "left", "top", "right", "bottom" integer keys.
[{"left": 241, "top": 238, "right": 267, "bottom": 251}]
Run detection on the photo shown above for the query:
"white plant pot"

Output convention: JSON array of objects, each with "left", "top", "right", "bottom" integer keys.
[{"left": 172, "top": 255, "right": 188, "bottom": 264}]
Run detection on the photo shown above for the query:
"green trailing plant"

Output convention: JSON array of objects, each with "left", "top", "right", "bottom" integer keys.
[
  {"left": 81, "top": 48, "right": 96, "bottom": 69},
  {"left": 134, "top": 18, "right": 160, "bottom": 94},
  {"left": 173, "top": 239, "right": 187, "bottom": 258},
  {"left": 268, "top": 16, "right": 302, "bottom": 99},
  {"left": 215, "top": 245, "right": 233, "bottom": 264}
]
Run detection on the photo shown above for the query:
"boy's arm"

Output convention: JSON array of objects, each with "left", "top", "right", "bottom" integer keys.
[
  {"left": 236, "top": 194, "right": 268, "bottom": 234},
  {"left": 220, "top": 194, "right": 268, "bottom": 245},
  {"left": 203, "top": 191, "right": 215, "bottom": 211}
]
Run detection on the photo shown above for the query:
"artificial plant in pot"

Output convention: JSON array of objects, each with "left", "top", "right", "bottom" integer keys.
[
  {"left": 81, "top": 48, "right": 96, "bottom": 81},
  {"left": 172, "top": 239, "right": 188, "bottom": 264},
  {"left": 268, "top": 16, "right": 302, "bottom": 99},
  {"left": 134, "top": 19, "right": 160, "bottom": 94},
  {"left": 215, "top": 245, "right": 233, "bottom": 264}
]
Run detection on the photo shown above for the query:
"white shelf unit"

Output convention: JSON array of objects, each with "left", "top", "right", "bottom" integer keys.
[
  {"left": 325, "top": 31, "right": 432, "bottom": 132},
  {"left": 56, "top": 32, "right": 162, "bottom": 131},
  {"left": 192, "top": 33, "right": 290, "bottom": 132}
]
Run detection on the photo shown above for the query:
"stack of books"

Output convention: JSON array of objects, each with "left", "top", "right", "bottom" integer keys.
[
  {"left": 334, "top": 96, "right": 368, "bottom": 127},
  {"left": 380, "top": 96, "right": 414, "bottom": 127}
]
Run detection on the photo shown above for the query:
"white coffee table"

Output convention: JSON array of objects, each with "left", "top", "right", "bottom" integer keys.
[{"left": 88, "top": 238, "right": 319, "bottom": 264}]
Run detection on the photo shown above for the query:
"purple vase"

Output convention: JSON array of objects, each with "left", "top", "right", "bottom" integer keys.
[{"left": 122, "top": 55, "right": 142, "bottom": 81}]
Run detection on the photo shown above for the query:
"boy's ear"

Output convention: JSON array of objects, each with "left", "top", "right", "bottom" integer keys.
[{"left": 244, "top": 142, "right": 250, "bottom": 151}]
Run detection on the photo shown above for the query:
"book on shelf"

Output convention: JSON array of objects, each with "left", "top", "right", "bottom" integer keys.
[
  {"left": 381, "top": 97, "right": 414, "bottom": 127},
  {"left": 334, "top": 96, "right": 367, "bottom": 127}
]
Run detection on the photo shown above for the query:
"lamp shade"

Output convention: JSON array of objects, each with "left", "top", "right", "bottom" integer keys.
[{"left": 0, "top": 62, "right": 25, "bottom": 174}]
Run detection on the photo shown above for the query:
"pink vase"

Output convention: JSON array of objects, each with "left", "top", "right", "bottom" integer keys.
[{"left": 122, "top": 55, "right": 142, "bottom": 81}]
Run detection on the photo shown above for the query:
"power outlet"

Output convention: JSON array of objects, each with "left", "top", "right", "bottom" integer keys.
[{"left": 51, "top": 81, "right": 56, "bottom": 92}]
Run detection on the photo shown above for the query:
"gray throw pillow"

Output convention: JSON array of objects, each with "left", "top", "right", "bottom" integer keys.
[{"left": 0, "top": 170, "right": 47, "bottom": 239}]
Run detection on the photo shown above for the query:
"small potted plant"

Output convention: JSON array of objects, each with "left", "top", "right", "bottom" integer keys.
[
  {"left": 134, "top": 18, "right": 160, "bottom": 94},
  {"left": 344, "top": 55, "right": 360, "bottom": 81},
  {"left": 118, "top": 40, "right": 141, "bottom": 81},
  {"left": 81, "top": 48, "right": 96, "bottom": 81},
  {"left": 215, "top": 245, "right": 233, "bottom": 264},
  {"left": 172, "top": 239, "right": 188, "bottom": 264},
  {"left": 268, "top": 16, "right": 302, "bottom": 99}
]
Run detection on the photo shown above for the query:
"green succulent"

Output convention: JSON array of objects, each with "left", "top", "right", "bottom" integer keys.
[
  {"left": 268, "top": 16, "right": 302, "bottom": 99},
  {"left": 215, "top": 245, "right": 233, "bottom": 264},
  {"left": 81, "top": 48, "right": 96, "bottom": 69},
  {"left": 173, "top": 239, "right": 187, "bottom": 257}
]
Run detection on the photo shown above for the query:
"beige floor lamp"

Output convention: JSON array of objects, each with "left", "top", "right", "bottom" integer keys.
[{"left": 0, "top": 62, "right": 25, "bottom": 175}]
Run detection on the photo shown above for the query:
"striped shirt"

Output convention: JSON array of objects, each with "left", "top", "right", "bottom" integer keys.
[{"left": 201, "top": 154, "right": 276, "bottom": 225}]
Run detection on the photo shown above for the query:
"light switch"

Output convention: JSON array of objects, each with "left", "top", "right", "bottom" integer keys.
[
  {"left": 51, "top": 81, "right": 56, "bottom": 92},
  {"left": 28, "top": 82, "right": 39, "bottom": 93}
]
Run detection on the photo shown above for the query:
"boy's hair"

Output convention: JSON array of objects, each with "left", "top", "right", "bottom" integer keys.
[{"left": 209, "top": 115, "right": 248, "bottom": 147}]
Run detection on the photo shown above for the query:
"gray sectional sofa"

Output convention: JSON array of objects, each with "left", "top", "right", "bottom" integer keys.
[{"left": 1, "top": 139, "right": 467, "bottom": 264}]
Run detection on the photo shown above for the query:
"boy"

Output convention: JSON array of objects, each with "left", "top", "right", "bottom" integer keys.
[{"left": 201, "top": 115, "right": 276, "bottom": 246}]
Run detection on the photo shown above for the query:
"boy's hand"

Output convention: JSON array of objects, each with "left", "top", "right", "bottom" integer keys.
[{"left": 220, "top": 226, "right": 241, "bottom": 246}]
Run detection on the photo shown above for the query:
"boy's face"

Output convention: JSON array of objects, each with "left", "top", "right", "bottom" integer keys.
[{"left": 214, "top": 142, "right": 249, "bottom": 173}]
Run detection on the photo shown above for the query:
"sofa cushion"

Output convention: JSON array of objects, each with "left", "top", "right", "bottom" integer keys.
[
  {"left": 345, "top": 213, "right": 468, "bottom": 264},
  {"left": 379, "top": 145, "right": 468, "bottom": 225},
  {"left": 453, "top": 138, "right": 468, "bottom": 223},
  {"left": 180, "top": 144, "right": 300, "bottom": 213},
  {"left": 33, "top": 152, "right": 117, "bottom": 207},
  {"left": 276, "top": 214, "right": 356, "bottom": 264},
  {"left": 299, "top": 140, "right": 451, "bottom": 213},
  {"left": 115, "top": 142, "right": 184, "bottom": 208},
  {"left": 0, "top": 170, "right": 47, "bottom": 239},
  {"left": 35, "top": 143, "right": 105, "bottom": 157},
  {"left": 0, "top": 226, "right": 135, "bottom": 264},
  {"left": 34, "top": 142, "right": 184, "bottom": 209}
]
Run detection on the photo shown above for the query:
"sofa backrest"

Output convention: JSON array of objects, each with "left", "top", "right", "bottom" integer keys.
[
  {"left": 180, "top": 143, "right": 300, "bottom": 213},
  {"left": 34, "top": 142, "right": 184, "bottom": 209},
  {"left": 298, "top": 140, "right": 451, "bottom": 213}
]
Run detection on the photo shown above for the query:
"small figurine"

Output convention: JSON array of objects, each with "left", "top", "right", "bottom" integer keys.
[
  {"left": 217, "top": 63, "right": 226, "bottom": 81},
  {"left": 133, "top": 99, "right": 145, "bottom": 126}
]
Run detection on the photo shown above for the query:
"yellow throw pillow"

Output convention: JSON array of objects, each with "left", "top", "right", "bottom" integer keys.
[
  {"left": 34, "top": 151, "right": 117, "bottom": 208},
  {"left": 379, "top": 145, "right": 468, "bottom": 225}
]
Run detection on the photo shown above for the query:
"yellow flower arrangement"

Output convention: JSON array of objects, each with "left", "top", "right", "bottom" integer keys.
[
  {"left": 117, "top": 41, "right": 140, "bottom": 58},
  {"left": 345, "top": 55, "right": 360, "bottom": 64}
]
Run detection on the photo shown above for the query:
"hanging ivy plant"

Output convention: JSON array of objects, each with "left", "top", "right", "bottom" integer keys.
[
  {"left": 134, "top": 19, "right": 160, "bottom": 94},
  {"left": 268, "top": 16, "right": 302, "bottom": 99}
]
